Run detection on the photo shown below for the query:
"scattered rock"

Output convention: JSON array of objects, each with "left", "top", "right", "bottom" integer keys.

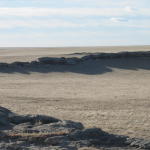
[
  {"left": 44, "top": 136, "right": 66, "bottom": 145},
  {"left": 0, "top": 107, "right": 149, "bottom": 150},
  {"left": 31, "top": 120, "right": 84, "bottom": 134},
  {"left": 127, "top": 138, "right": 150, "bottom": 149},
  {"left": 9, "top": 114, "right": 60, "bottom": 125}
]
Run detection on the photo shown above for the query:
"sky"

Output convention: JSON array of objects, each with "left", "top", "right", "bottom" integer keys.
[{"left": 0, "top": 0, "right": 150, "bottom": 47}]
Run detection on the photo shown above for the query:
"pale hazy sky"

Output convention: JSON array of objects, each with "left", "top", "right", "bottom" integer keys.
[{"left": 0, "top": 0, "right": 150, "bottom": 47}]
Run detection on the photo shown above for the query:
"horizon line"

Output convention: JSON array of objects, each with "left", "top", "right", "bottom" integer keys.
[{"left": 0, "top": 45, "right": 150, "bottom": 48}]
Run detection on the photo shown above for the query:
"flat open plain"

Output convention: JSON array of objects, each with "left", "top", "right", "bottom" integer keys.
[{"left": 0, "top": 46, "right": 150, "bottom": 140}]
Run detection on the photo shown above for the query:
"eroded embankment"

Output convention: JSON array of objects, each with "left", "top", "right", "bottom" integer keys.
[
  {"left": 0, "top": 51, "right": 150, "bottom": 67},
  {"left": 0, "top": 51, "right": 150, "bottom": 74},
  {"left": 0, "top": 106, "right": 150, "bottom": 150}
]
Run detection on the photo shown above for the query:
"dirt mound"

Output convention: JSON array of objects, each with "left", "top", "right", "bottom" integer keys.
[
  {"left": 0, "top": 107, "right": 150, "bottom": 150},
  {"left": 1, "top": 51, "right": 150, "bottom": 68}
]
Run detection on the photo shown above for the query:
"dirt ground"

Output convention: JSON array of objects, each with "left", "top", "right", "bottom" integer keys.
[{"left": 0, "top": 46, "right": 150, "bottom": 140}]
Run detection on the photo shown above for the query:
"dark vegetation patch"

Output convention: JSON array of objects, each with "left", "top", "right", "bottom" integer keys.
[{"left": 0, "top": 106, "right": 150, "bottom": 150}]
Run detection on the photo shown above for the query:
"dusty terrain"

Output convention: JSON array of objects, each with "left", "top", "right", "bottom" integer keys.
[
  {"left": 0, "top": 46, "right": 150, "bottom": 144},
  {"left": 0, "top": 106, "right": 149, "bottom": 150}
]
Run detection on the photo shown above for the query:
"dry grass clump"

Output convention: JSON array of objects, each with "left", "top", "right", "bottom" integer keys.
[{"left": 5, "top": 130, "right": 69, "bottom": 139}]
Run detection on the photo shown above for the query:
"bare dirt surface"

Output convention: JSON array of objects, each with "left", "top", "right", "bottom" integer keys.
[{"left": 0, "top": 46, "right": 150, "bottom": 149}]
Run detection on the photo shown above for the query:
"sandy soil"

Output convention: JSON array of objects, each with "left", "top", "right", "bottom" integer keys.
[
  {"left": 0, "top": 46, "right": 150, "bottom": 140},
  {"left": 0, "top": 45, "right": 150, "bottom": 63}
]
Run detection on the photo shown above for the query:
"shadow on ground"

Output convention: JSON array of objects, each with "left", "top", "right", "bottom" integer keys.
[
  {"left": 0, "top": 51, "right": 150, "bottom": 75},
  {"left": 0, "top": 106, "right": 149, "bottom": 150}
]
